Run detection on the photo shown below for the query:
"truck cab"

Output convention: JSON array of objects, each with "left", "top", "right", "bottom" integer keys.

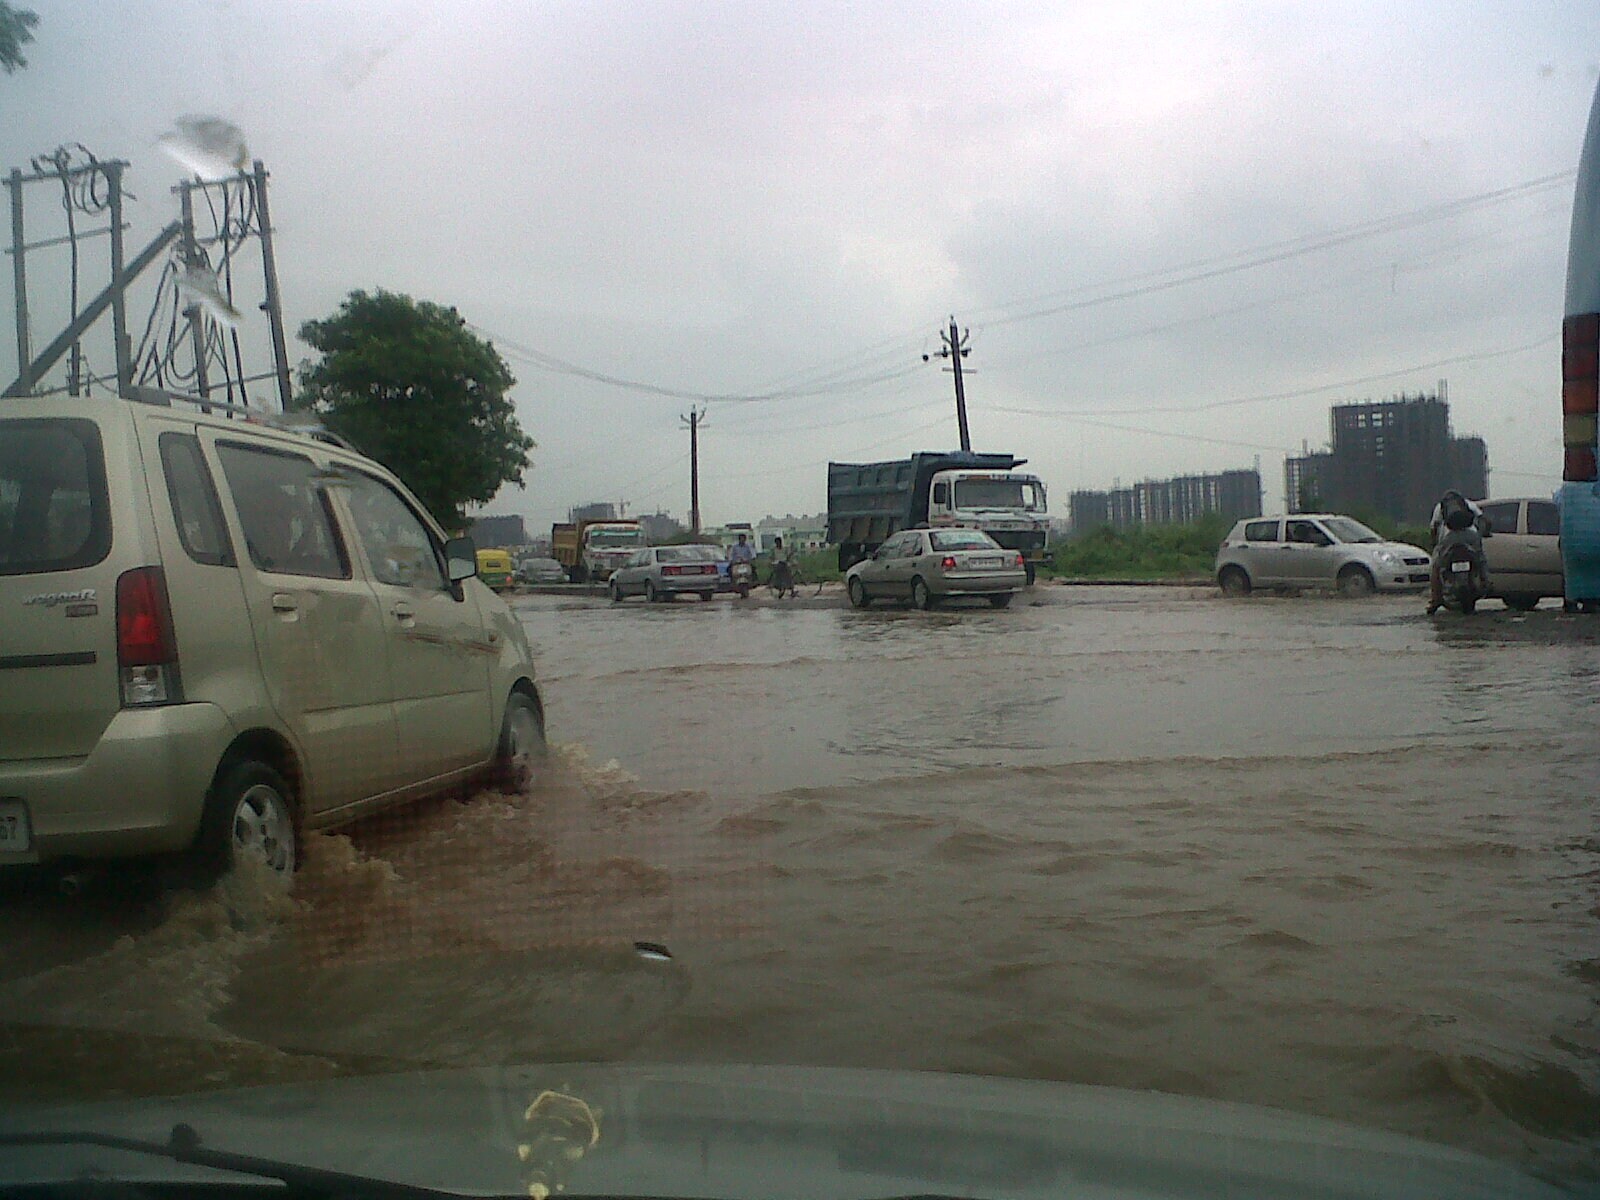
[{"left": 927, "top": 468, "right": 1048, "bottom": 544}]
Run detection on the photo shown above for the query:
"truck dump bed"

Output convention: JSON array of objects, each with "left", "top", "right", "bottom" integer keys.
[{"left": 826, "top": 451, "right": 1021, "bottom": 546}]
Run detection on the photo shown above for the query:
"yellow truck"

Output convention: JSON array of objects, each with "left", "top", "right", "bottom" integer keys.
[{"left": 550, "top": 519, "right": 645, "bottom": 582}]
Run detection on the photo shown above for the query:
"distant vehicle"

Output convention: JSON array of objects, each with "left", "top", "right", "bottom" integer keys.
[
  {"left": 475, "top": 547, "right": 515, "bottom": 591},
  {"left": 845, "top": 528, "right": 1027, "bottom": 610},
  {"left": 0, "top": 392, "right": 544, "bottom": 882},
  {"left": 515, "top": 556, "right": 569, "bottom": 585},
  {"left": 1559, "top": 76, "right": 1600, "bottom": 605},
  {"left": 1214, "top": 515, "right": 1430, "bottom": 597},
  {"left": 1478, "top": 497, "right": 1564, "bottom": 610},
  {"left": 610, "top": 544, "right": 723, "bottom": 603},
  {"left": 827, "top": 451, "right": 1050, "bottom": 583},
  {"left": 550, "top": 519, "right": 646, "bottom": 582}
]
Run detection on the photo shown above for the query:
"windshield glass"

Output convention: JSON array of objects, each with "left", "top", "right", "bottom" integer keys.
[
  {"left": 657, "top": 545, "right": 719, "bottom": 563},
  {"left": 1321, "top": 517, "right": 1384, "bottom": 544},
  {"left": 953, "top": 478, "right": 1042, "bottom": 510},
  {"left": 929, "top": 530, "right": 998, "bottom": 551},
  {"left": 3, "top": 8, "right": 1597, "bottom": 1197},
  {"left": 588, "top": 529, "right": 643, "bottom": 547}
]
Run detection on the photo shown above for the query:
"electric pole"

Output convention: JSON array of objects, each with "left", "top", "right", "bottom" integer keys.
[
  {"left": 923, "top": 317, "right": 972, "bottom": 452},
  {"left": 682, "top": 406, "right": 707, "bottom": 536}
]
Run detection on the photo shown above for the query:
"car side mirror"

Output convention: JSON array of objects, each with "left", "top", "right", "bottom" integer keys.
[{"left": 445, "top": 536, "right": 477, "bottom": 583}]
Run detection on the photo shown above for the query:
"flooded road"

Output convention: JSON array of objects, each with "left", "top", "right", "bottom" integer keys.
[{"left": 3, "top": 586, "right": 1598, "bottom": 1187}]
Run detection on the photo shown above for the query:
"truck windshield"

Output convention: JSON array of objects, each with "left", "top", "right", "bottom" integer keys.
[
  {"left": 954, "top": 479, "right": 1043, "bottom": 511},
  {"left": 589, "top": 529, "right": 643, "bottom": 547}
]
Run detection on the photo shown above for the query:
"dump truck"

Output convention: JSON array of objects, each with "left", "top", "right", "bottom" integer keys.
[
  {"left": 550, "top": 519, "right": 646, "bottom": 582},
  {"left": 827, "top": 451, "right": 1051, "bottom": 582}
]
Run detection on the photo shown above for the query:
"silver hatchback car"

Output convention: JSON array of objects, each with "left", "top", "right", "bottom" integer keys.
[
  {"left": 1215, "top": 514, "right": 1431, "bottom": 597},
  {"left": 846, "top": 528, "right": 1027, "bottom": 609}
]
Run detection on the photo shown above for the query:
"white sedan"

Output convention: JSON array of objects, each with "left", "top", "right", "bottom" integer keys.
[{"left": 846, "top": 528, "right": 1027, "bottom": 609}]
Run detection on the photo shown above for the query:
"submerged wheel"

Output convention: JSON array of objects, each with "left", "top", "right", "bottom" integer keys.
[
  {"left": 988, "top": 592, "right": 1014, "bottom": 609},
  {"left": 1504, "top": 595, "right": 1539, "bottom": 612},
  {"left": 1218, "top": 567, "right": 1251, "bottom": 598},
  {"left": 645, "top": 581, "right": 662, "bottom": 603},
  {"left": 911, "top": 577, "right": 935, "bottom": 610},
  {"left": 493, "top": 690, "right": 547, "bottom": 792},
  {"left": 193, "top": 760, "right": 297, "bottom": 883},
  {"left": 1337, "top": 566, "right": 1375, "bottom": 598},
  {"left": 610, "top": 581, "right": 623, "bottom": 603},
  {"left": 848, "top": 577, "right": 870, "bottom": 609}
]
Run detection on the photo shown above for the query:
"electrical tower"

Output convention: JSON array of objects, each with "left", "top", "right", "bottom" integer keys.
[
  {"left": 4, "top": 144, "right": 292, "bottom": 413},
  {"left": 923, "top": 317, "right": 972, "bottom": 451}
]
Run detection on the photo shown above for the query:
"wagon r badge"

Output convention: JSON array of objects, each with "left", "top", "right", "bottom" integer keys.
[{"left": 22, "top": 589, "right": 97, "bottom": 609}]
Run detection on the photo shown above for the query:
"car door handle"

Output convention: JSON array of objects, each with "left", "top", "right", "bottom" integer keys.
[
  {"left": 391, "top": 603, "right": 416, "bottom": 626},
  {"left": 270, "top": 593, "right": 298, "bottom": 614}
]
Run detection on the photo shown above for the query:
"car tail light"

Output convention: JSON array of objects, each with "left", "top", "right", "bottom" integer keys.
[
  {"left": 1564, "top": 312, "right": 1599, "bottom": 481},
  {"left": 1014, "top": 553, "right": 1025, "bottom": 568},
  {"left": 941, "top": 556, "right": 958, "bottom": 570},
  {"left": 116, "top": 566, "right": 180, "bottom": 706}
]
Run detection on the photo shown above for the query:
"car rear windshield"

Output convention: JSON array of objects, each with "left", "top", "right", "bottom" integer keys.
[
  {"left": 0, "top": 418, "right": 112, "bottom": 576},
  {"left": 658, "top": 545, "right": 720, "bottom": 563},
  {"left": 930, "top": 530, "right": 997, "bottom": 551}
]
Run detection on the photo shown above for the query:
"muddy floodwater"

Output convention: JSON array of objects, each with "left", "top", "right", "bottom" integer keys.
[{"left": 2, "top": 586, "right": 1598, "bottom": 1187}]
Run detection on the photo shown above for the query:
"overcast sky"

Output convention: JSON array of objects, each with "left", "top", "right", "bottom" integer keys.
[{"left": 4, "top": 2, "right": 1600, "bottom": 529}]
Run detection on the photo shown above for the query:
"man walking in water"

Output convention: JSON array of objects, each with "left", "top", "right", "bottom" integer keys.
[{"left": 770, "top": 536, "right": 796, "bottom": 599}]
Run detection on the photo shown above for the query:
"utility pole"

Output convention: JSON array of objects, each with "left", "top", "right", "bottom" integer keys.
[
  {"left": 924, "top": 317, "right": 972, "bottom": 452},
  {"left": 681, "top": 406, "right": 707, "bottom": 536}
]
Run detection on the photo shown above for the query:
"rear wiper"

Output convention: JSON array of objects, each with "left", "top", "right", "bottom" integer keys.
[{"left": 0, "top": 1124, "right": 467, "bottom": 1199}]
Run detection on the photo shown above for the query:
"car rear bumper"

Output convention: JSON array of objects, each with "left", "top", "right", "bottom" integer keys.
[
  {"left": 658, "top": 572, "right": 721, "bottom": 592},
  {"left": 0, "top": 702, "right": 233, "bottom": 866},
  {"left": 933, "top": 571, "right": 1028, "bottom": 595}
]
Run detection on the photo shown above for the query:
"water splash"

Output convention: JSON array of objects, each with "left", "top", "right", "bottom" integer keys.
[{"left": 158, "top": 115, "right": 249, "bottom": 181}]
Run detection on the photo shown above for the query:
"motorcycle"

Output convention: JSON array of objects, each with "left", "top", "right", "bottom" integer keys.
[
  {"left": 1438, "top": 540, "right": 1489, "bottom": 614},
  {"left": 730, "top": 559, "right": 756, "bottom": 599}
]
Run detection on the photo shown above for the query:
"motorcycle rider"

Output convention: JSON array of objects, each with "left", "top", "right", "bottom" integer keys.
[
  {"left": 769, "top": 536, "right": 796, "bottom": 598},
  {"left": 1426, "top": 490, "right": 1489, "bottom": 615},
  {"left": 728, "top": 532, "right": 756, "bottom": 596},
  {"left": 728, "top": 532, "right": 756, "bottom": 566}
]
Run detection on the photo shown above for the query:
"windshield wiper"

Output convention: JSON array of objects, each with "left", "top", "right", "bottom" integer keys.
[{"left": 0, "top": 1124, "right": 468, "bottom": 1199}]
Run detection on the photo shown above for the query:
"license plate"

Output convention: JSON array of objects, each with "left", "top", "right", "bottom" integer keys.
[
  {"left": 1450, "top": 561, "right": 1471, "bottom": 573},
  {"left": 969, "top": 556, "right": 1003, "bottom": 569},
  {"left": 0, "top": 800, "right": 32, "bottom": 854}
]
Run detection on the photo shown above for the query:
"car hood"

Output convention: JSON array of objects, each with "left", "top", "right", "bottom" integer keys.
[{"left": 0, "top": 1063, "right": 1561, "bottom": 1199}]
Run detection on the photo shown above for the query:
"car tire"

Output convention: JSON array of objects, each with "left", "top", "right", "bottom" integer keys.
[
  {"left": 1218, "top": 567, "right": 1251, "bottom": 598},
  {"left": 1504, "top": 595, "right": 1539, "bottom": 612},
  {"left": 911, "top": 577, "right": 935, "bottom": 610},
  {"left": 610, "top": 581, "right": 623, "bottom": 603},
  {"left": 698, "top": 591, "right": 714, "bottom": 602},
  {"left": 847, "top": 577, "right": 870, "bottom": 608},
  {"left": 988, "top": 592, "right": 1014, "bottom": 608},
  {"left": 191, "top": 760, "right": 297, "bottom": 884},
  {"left": 1336, "top": 566, "right": 1375, "bottom": 598},
  {"left": 493, "top": 690, "right": 547, "bottom": 792},
  {"left": 645, "top": 581, "right": 662, "bottom": 603}
]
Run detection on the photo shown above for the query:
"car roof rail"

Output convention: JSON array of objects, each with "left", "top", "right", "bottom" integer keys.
[{"left": 122, "top": 385, "right": 359, "bottom": 451}]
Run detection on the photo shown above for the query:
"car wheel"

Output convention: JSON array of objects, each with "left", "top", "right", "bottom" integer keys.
[
  {"left": 493, "top": 690, "right": 547, "bottom": 792},
  {"left": 1218, "top": 567, "right": 1251, "bottom": 597},
  {"left": 1336, "top": 566, "right": 1375, "bottom": 598},
  {"left": 988, "top": 592, "right": 1014, "bottom": 608},
  {"left": 645, "top": 581, "right": 662, "bottom": 603},
  {"left": 848, "top": 577, "right": 870, "bottom": 608},
  {"left": 610, "top": 581, "right": 623, "bottom": 603},
  {"left": 1504, "top": 595, "right": 1539, "bottom": 612},
  {"left": 911, "top": 577, "right": 935, "bottom": 610},
  {"left": 191, "top": 760, "right": 297, "bottom": 884}
]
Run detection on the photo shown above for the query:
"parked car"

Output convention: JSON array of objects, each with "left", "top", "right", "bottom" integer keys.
[
  {"left": 0, "top": 395, "right": 545, "bottom": 883},
  {"left": 475, "top": 547, "right": 516, "bottom": 591},
  {"left": 515, "top": 556, "right": 569, "bottom": 585},
  {"left": 845, "top": 528, "right": 1027, "bottom": 609},
  {"left": 1215, "top": 514, "right": 1431, "bottom": 597},
  {"left": 609, "top": 544, "right": 724, "bottom": 602},
  {"left": 1479, "top": 497, "right": 1564, "bottom": 610}
]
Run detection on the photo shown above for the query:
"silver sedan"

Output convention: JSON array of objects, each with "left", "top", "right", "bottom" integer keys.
[
  {"left": 846, "top": 528, "right": 1027, "bottom": 609},
  {"left": 609, "top": 545, "right": 724, "bottom": 603}
]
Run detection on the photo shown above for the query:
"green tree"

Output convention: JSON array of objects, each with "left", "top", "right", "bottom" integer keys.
[
  {"left": 0, "top": 2, "right": 39, "bottom": 74},
  {"left": 297, "top": 290, "right": 533, "bottom": 529}
]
